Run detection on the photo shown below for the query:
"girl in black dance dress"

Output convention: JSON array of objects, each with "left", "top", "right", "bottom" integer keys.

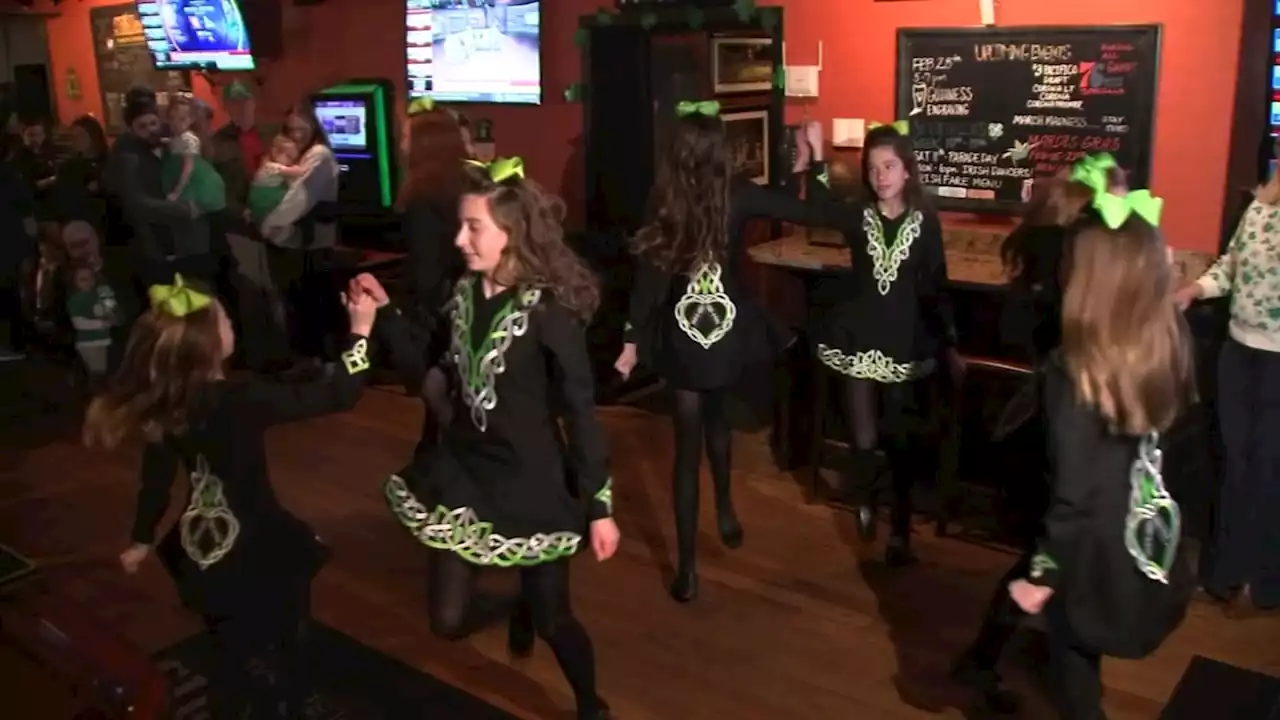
[
  {"left": 806, "top": 123, "right": 960, "bottom": 566},
  {"left": 363, "top": 157, "right": 618, "bottom": 720},
  {"left": 1008, "top": 188, "right": 1194, "bottom": 718},
  {"left": 614, "top": 101, "right": 828, "bottom": 602},
  {"left": 85, "top": 273, "right": 377, "bottom": 719}
]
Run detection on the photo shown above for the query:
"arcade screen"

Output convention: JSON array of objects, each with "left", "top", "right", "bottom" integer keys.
[
  {"left": 135, "top": 0, "right": 255, "bottom": 71},
  {"left": 1273, "top": 2, "right": 1280, "bottom": 135},
  {"left": 314, "top": 99, "right": 370, "bottom": 152},
  {"left": 405, "top": 0, "right": 542, "bottom": 105}
]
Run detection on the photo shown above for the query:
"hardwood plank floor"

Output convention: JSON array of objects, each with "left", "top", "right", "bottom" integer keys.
[{"left": 2, "top": 387, "right": 1278, "bottom": 719}]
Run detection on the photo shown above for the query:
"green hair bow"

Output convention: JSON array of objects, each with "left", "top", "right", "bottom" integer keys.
[
  {"left": 868, "top": 120, "right": 909, "bottom": 136},
  {"left": 466, "top": 157, "right": 525, "bottom": 183},
  {"left": 407, "top": 97, "right": 436, "bottom": 116},
  {"left": 1094, "top": 189, "right": 1162, "bottom": 230},
  {"left": 149, "top": 274, "right": 212, "bottom": 317},
  {"left": 675, "top": 100, "right": 721, "bottom": 117},
  {"left": 1070, "top": 153, "right": 1117, "bottom": 193}
]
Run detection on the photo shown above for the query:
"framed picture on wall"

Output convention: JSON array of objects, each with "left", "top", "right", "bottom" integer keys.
[
  {"left": 722, "top": 108, "right": 769, "bottom": 184},
  {"left": 712, "top": 37, "right": 774, "bottom": 94}
]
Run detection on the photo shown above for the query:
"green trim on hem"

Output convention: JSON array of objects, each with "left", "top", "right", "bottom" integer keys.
[{"left": 384, "top": 475, "right": 581, "bottom": 567}]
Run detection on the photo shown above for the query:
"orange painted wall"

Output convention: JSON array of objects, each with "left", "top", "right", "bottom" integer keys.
[{"left": 33, "top": 0, "right": 1242, "bottom": 251}]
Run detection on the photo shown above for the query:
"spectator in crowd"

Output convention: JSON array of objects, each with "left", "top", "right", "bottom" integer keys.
[
  {"left": 104, "top": 88, "right": 202, "bottom": 288},
  {"left": 0, "top": 138, "right": 37, "bottom": 360},
  {"left": 11, "top": 117, "right": 59, "bottom": 246},
  {"left": 54, "top": 115, "right": 110, "bottom": 233}
]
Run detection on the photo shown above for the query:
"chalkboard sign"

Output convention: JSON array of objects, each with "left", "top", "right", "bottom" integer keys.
[
  {"left": 89, "top": 4, "right": 190, "bottom": 135},
  {"left": 896, "top": 25, "right": 1160, "bottom": 212}
]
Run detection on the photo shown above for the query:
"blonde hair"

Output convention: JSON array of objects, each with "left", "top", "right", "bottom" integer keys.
[{"left": 1060, "top": 217, "right": 1195, "bottom": 435}]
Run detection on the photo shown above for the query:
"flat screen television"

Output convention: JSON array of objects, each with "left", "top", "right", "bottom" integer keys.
[
  {"left": 406, "top": 0, "right": 541, "bottom": 105},
  {"left": 135, "top": 0, "right": 256, "bottom": 72}
]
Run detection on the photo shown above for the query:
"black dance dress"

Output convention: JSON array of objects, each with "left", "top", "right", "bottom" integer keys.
[
  {"left": 807, "top": 172, "right": 956, "bottom": 383},
  {"left": 130, "top": 334, "right": 371, "bottom": 616},
  {"left": 1030, "top": 354, "right": 1193, "bottom": 659},
  {"left": 623, "top": 179, "right": 815, "bottom": 391},
  {"left": 381, "top": 276, "right": 613, "bottom": 566}
]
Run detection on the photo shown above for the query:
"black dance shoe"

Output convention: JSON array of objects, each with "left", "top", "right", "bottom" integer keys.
[
  {"left": 507, "top": 601, "right": 535, "bottom": 658},
  {"left": 884, "top": 539, "right": 918, "bottom": 569},
  {"left": 669, "top": 567, "right": 698, "bottom": 603},
  {"left": 950, "top": 654, "right": 1020, "bottom": 715},
  {"left": 578, "top": 697, "right": 612, "bottom": 719},
  {"left": 717, "top": 510, "right": 744, "bottom": 550},
  {"left": 855, "top": 504, "right": 878, "bottom": 542}
]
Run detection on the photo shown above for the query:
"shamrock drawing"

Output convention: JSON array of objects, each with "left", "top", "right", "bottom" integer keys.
[
  {"left": 988, "top": 123, "right": 1004, "bottom": 139},
  {"left": 1002, "top": 139, "right": 1038, "bottom": 164}
]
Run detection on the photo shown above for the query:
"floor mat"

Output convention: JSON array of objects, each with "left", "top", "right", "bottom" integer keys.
[
  {"left": 1161, "top": 655, "right": 1280, "bottom": 719},
  {"left": 155, "top": 623, "right": 518, "bottom": 719}
]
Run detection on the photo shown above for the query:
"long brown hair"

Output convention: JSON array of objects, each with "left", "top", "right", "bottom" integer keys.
[
  {"left": 1060, "top": 216, "right": 1194, "bottom": 436},
  {"left": 632, "top": 113, "right": 729, "bottom": 273},
  {"left": 396, "top": 107, "right": 468, "bottom": 211},
  {"left": 1001, "top": 172, "right": 1094, "bottom": 275},
  {"left": 83, "top": 303, "right": 224, "bottom": 449},
  {"left": 462, "top": 163, "right": 600, "bottom": 321}
]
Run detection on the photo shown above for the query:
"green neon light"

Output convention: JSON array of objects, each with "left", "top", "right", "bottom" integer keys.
[{"left": 320, "top": 83, "right": 393, "bottom": 208}]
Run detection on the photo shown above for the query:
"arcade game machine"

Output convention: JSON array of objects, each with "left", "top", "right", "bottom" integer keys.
[{"left": 310, "top": 80, "right": 398, "bottom": 216}]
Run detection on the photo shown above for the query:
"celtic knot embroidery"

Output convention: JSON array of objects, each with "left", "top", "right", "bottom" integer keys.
[
  {"left": 1124, "top": 432, "right": 1181, "bottom": 584},
  {"left": 673, "top": 262, "right": 737, "bottom": 349},
  {"left": 594, "top": 478, "right": 613, "bottom": 515},
  {"left": 383, "top": 475, "right": 582, "bottom": 566},
  {"left": 179, "top": 455, "right": 240, "bottom": 570},
  {"left": 816, "top": 344, "right": 920, "bottom": 383},
  {"left": 862, "top": 207, "right": 922, "bottom": 295},
  {"left": 1029, "top": 552, "right": 1058, "bottom": 579},
  {"left": 340, "top": 338, "right": 371, "bottom": 375},
  {"left": 447, "top": 276, "right": 542, "bottom": 432}
]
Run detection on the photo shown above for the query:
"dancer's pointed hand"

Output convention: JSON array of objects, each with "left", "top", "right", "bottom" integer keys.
[
  {"left": 613, "top": 343, "right": 637, "bottom": 380},
  {"left": 590, "top": 518, "right": 620, "bottom": 562}
]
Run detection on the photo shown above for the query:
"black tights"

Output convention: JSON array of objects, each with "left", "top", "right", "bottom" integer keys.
[
  {"left": 671, "top": 388, "right": 737, "bottom": 572},
  {"left": 427, "top": 551, "right": 600, "bottom": 714},
  {"left": 204, "top": 590, "right": 311, "bottom": 719},
  {"left": 840, "top": 377, "right": 913, "bottom": 538}
]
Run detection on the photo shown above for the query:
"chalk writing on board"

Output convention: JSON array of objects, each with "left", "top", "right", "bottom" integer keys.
[{"left": 897, "top": 25, "right": 1158, "bottom": 208}]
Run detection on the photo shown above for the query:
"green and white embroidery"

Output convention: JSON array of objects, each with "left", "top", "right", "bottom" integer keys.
[
  {"left": 179, "top": 455, "right": 240, "bottom": 570},
  {"left": 448, "top": 276, "right": 542, "bottom": 432},
  {"left": 862, "top": 207, "right": 923, "bottom": 295},
  {"left": 816, "top": 344, "right": 921, "bottom": 383},
  {"left": 674, "top": 262, "right": 737, "bottom": 349},
  {"left": 1124, "top": 432, "right": 1181, "bottom": 584},
  {"left": 594, "top": 478, "right": 613, "bottom": 515},
  {"left": 384, "top": 475, "right": 581, "bottom": 566},
  {"left": 1029, "top": 552, "right": 1058, "bottom": 579},
  {"left": 340, "top": 337, "right": 371, "bottom": 375}
]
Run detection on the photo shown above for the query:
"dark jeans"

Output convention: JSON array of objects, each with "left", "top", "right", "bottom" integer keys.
[
  {"left": 269, "top": 246, "right": 338, "bottom": 360},
  {"left": 0, "top": 277, "right": 28, "bottom": 350},
  {"left": 1202, "top": 337, "right": 1280, "bottom": 607}
]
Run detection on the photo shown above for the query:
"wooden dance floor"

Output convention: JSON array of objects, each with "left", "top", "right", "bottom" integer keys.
[{"left": 3, "top": 386, "right": 1279, "bottom": 718}]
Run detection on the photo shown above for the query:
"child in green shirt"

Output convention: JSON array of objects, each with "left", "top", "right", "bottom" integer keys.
[{"left": 66, "top": 262, "right": 118, "bottom": 379}]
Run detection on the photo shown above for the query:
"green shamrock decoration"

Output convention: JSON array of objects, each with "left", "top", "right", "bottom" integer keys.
[
  {"left": 686, "top": 6, "right": 705, "bottom": 30},
  {"left": 573, "top": 27, "right": 590, "bottom": 48},
  {"left": 564, "top": 82, "right": 584, "bottom": 103},
  {"left": 759, "top": 7, "right": 779, "bottom": 31},
  {"left": 734, "top": 0, "right": 757, "bottom": 23},
  {"left": 595, "top": 8, "right": 614, "bottom": 26},
  {"left": 640, "top": 12, "right": 658, "bottom": 30}
]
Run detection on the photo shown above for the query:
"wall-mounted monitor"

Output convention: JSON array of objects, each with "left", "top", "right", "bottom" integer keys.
[
  {"left": 405, "top": 0, "right": 542, "bottom": 105},
  {"left": 135, "top": 0, "right": 256, "bottom": 72}
]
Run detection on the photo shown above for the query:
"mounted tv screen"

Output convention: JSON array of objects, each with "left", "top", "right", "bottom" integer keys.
[
  {"left": 135, "top": 0, "right": 256, "bottom": 72},
  {"left": 406, "top": 0, "right": 542, "bottom": 105}
]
